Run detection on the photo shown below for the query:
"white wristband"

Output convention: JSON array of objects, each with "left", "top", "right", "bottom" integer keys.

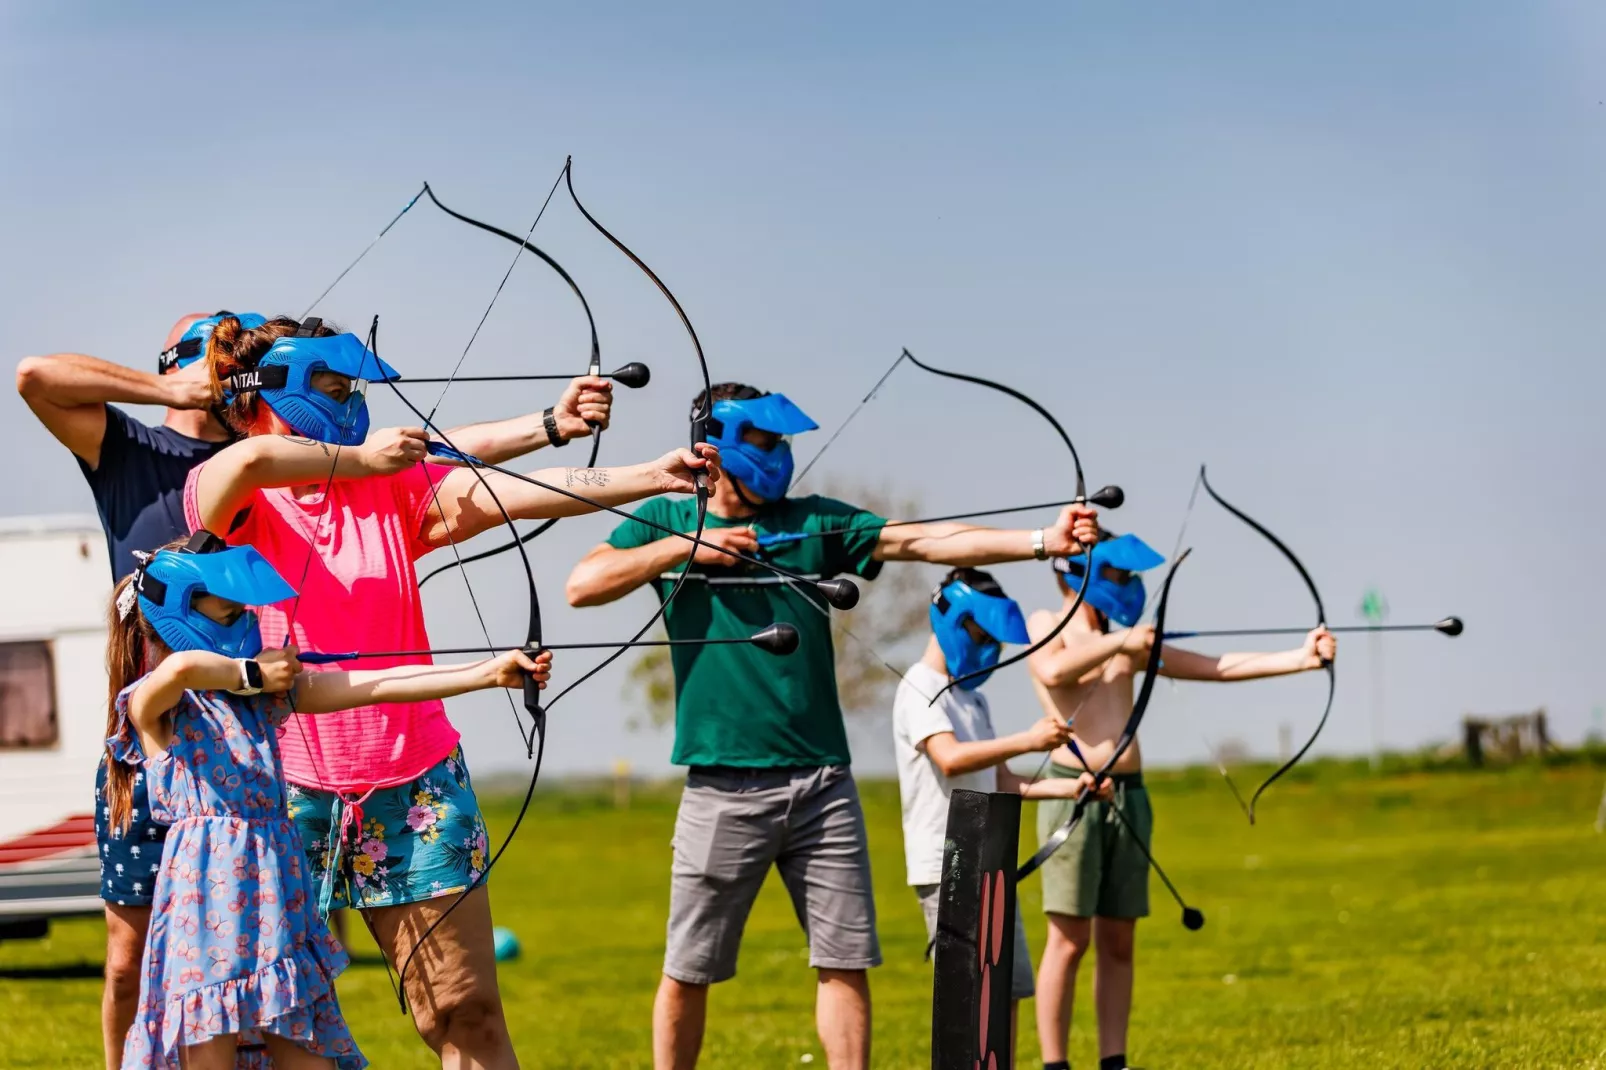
[{"left": 1031, "top": 528, "right": 1047, "bottom": 560}]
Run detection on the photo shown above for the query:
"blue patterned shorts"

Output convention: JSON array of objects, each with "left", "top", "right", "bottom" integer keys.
[
  {"left": 94, "top": 757, "right": 168, "bottom": 907},
  {"left": 286, "top": 746, "right": 490, "bottom": 911}
]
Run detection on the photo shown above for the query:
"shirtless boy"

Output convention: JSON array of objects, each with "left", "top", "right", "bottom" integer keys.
[{"left": 1024, "top": 532, "right": 1336, "bottom": 1070}]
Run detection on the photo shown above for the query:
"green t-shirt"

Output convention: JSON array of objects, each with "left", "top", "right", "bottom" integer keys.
[{"left": 606, "top": 495, "right": 886, "bottom": 768}]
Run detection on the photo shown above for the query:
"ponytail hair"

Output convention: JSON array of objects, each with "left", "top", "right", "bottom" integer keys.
[
  {"left": 102, "top": 544, "right": 183, "bottom": 834},
  {"left": 206, "top": 315, "right": 339, "bottom": 437}
]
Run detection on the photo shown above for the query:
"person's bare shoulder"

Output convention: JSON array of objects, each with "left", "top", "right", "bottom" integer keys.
[{"left": 1025, "top": 607, "right": 1061, "bottom": 644}]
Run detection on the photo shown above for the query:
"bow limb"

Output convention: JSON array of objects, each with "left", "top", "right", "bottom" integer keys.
[
  {"left": 898, "top": 349, "right": 1103, "bottom": 702},
  {"left": 1018, "top": 548, "right": 1191, "bottom": 881},
  {"left": 535, "top": 158, "right": 714, "bottom": 713},
  {"left": 414, "top": 178, "right": 607, "bottom": 586},
  {"left": 1197, "top": 465, "right": 1332, "bottom": 822}
]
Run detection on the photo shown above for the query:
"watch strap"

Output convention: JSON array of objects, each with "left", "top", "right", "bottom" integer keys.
[
  {"left": 1032, "top": 528, "right": 1048, "bottom": 560},
  {"left": 542, "top": 406, "right": 568, "bottom": 448},
  {"left": 231, "top": 658, "right": 263, "bottom": 696}
]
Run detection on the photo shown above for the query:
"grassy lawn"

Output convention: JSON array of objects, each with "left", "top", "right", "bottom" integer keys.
[{"left": 3, "top": 761, "right": 1605, "bottom": 1068}]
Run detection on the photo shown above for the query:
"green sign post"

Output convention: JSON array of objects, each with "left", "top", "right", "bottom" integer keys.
[{"left": 1359, "top": 588, "right": 1388, "bottom": 770}]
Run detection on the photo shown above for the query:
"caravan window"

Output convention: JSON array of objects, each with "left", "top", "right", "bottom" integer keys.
[{"left": 0, "top": 641, "right": 58, "bottom": 749}]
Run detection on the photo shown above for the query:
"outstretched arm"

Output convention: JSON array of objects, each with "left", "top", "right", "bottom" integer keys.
[
  {"left": 421, "top": 445, "right": 719, "bottom": 548},
  {"left": 873, "top": 504, "right": 1098, "bottom": 566},
  {"left": 190, "top": 429, "right": 428, "bottom": 533},
  {"left": 15, "top": 354, "right": 212, "bottom": 466},
  {"left": 1158, "top": 627, "right": 1335, "bottom": 682},
  {"left": 294, "top": 649, "right": 549, "bottom": 713},
  {"left": 438, "top": 375, "right": 613, "bottom": 465}
]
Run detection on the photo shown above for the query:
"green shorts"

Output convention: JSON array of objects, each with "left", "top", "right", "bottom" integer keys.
[{"left": 1035, "top": 766, "right": 1152, "bottom": 919}]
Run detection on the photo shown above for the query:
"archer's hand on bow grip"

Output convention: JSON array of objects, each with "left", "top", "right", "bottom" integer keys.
[{"left": 518, "top": 644, "right": 551, "bottom": 727}]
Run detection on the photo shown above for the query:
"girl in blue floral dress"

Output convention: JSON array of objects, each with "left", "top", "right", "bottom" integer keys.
[{"left": 103, "top": 534, "right": 549, "bottom": 1069}]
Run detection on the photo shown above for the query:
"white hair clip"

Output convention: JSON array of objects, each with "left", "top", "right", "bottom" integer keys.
[{"left": 116, "top": 581, "right": 139, "bottom": 621}]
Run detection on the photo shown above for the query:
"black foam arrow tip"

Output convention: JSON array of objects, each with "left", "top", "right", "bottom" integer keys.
[
  {"left": 609, "top": 362, "right": 651, "bottom": 389},
  {"left": 1089, "top": 484, "right": 1125, "bottom": 509},
  {"left": 1435, "top": 616, "right": 1464, "bottom": 637},
  {"left": 815, "top": 578, "right": 860, "bottom": 610},
  {"left": 1182, "top": 907, "right": 1205, "bottom": 931},
  {"left": 750, "top": 622, "right": 800, "bottom": 655}
]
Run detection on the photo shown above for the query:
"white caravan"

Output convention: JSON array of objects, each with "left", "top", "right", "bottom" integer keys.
[{"left": 0, "top": 515, "right": 111, "bottom": 935}]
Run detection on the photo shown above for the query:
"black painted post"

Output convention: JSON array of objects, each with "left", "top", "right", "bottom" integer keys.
[{"left": 931, "top": 789, "right": 1021, "bottom": 1070}]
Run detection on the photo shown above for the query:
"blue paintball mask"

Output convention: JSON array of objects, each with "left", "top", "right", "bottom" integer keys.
[
  {"left": 224, "top": 318, "right": 399, "bottom": 446},
  {"left": 1053, "top": 533, "right": 1165, "bottom": 627},
  {"left": 125, "top": 531, "right": 297, "bottom": 659},
  {"left": 706, "top": 392, "right": 818, "bottom": 502},
  {"left": 158, "top": 311, "right": 268, "bottom": 373},
  {"left": 929, "top": 575, "right": 1031, "bottom": 691}
]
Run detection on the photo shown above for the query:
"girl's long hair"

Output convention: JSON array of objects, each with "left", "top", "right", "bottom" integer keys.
[
  {"left": 103, "top": 542, "right": 185, "bottom": 834},
  {"left": 206, "top": 315, "right": 338, "bottom": 437}
]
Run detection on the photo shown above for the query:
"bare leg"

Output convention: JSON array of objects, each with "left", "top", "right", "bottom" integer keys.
[
  {"left": 653, "top": 974, "right": 708, "bottom": 1070},
  {"left": 366, "top": 886, "right": 519, "bottom": 1070},
  {"left": 1035, "top": 913, "right": 1091, "bottom": 1065},
  {"left": 815, "top": 968, "right": 869, "bottom": 1070},
  {"left": 1092, "top": 917, "right": 1137, "bottom": 1062},
  {"left": 102, "top": 904, "right": 150, "bottom": 1070},
  {"left": 177, "top": 1034, "right": 237, "bottom": 1069},
  {"left": 261, "top": 1034, "right": 339, "bottom": 1069},
  {"left": 329, "top": 908, "right": 350, "bottom": 956}
]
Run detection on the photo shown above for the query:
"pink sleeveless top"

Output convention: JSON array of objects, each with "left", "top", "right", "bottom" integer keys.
[{"left": 184, "top": 460, "right": 461, "bottom": 794}]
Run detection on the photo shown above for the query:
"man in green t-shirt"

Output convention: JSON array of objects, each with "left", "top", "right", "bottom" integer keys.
[{"left": 567, "top": 382, "right": 1100, "bottom": 1070}]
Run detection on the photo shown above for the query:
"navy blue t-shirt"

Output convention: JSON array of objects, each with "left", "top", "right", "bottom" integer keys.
[{"left": 77, "top": 406, "right": 229, "bottom": 581}]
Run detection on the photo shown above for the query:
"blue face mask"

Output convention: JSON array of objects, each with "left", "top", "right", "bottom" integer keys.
[
  {"left": 159, "top": 311, "right": 267, "bottom": 373},
  {"left": 131, "top": 535, "right": 297, "bottom": 658},
  {"left": 1054, "top": 533, "right": 1165, "bottom": 628},
  {"left": 227, "top": 333, "right": 400, "bottom": 446},
  {"left": 707, "top": 393, "right": 818, "bottom": 502},
  {"left": 929, "top": 580, "right": 1031, "bottom": 691}
]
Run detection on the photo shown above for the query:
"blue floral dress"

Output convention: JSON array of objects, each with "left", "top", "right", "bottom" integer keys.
[{"left": 112, "top": 679, "right": 366, "bottom": 1069}]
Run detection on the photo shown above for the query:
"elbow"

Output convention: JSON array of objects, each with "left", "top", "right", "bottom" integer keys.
[
  {"left": 15, "top": 356, "right": 46, "bottom": 399},
  {"left": 565, "top": 571, "right": 602, "bottom": 608},
  {"left": 932, "top": 756, "right": 963, "bottom": 778}
]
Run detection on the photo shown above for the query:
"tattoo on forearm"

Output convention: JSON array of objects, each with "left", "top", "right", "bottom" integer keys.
[
  {"left": 565, "top": 468, "right": 610, "bottom": 488},
  {"left": 285, "top": 436, "right": 331, "bottom": 457}
]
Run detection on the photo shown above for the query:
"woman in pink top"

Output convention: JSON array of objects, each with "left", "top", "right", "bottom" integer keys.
[{"left": 186, "top": 315, "right": 719, "bottom": 1068}]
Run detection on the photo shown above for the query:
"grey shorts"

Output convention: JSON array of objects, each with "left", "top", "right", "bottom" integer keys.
[
  {"left": 914, "top": 884, "right": 1035, "bottom": 1000},
  {"left": 664, "top": 764, "right": 881, "bottom": 984}
]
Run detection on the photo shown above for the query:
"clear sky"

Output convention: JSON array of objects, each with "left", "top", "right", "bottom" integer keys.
[{"left": 2, "top": 1, "right": 1601, "bottom": 778}]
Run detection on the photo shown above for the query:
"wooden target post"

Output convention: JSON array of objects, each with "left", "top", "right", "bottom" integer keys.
[{"left": 930, "top": 789, "right": 1021, "bottom": 1070}]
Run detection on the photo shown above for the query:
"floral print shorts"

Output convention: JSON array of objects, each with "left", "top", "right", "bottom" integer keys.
[{"left": 286, "top": 747, "right": 491, "bottom": 911}]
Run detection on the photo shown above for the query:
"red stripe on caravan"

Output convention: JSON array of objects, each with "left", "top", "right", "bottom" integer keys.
[{"left": 0, "top": 815, "right": 96, "bottom": 865}]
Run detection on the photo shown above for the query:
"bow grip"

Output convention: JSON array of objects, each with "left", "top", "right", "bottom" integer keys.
[{"left": 523, "top": 672, "right": 546, "bottom": 734}]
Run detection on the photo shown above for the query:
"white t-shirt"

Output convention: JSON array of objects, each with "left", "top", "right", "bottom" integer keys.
[{"left": 893, "top": 661, "right": 998, "bottom": 886}]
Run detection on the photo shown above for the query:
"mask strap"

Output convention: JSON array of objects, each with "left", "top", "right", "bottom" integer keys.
[
  {"left": 295, "top": 317, "right": 323, "bottom": 338},
  {"left": 182, "top": 530, "right": 227, "bottom": 555}
]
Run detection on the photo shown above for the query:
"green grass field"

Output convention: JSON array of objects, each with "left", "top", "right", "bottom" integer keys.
[{"left": 4, "top": 760, "right": 1605, "bottom": 1068}]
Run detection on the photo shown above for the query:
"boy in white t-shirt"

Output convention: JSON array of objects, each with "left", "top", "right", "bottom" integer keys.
[{"left": 894, "top": 567, "right": 1104, "bottom": 1065}]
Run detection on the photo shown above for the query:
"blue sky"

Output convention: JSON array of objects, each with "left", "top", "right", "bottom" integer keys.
[{"left": 3, "top": 1, "right": 1602, "bottom": 777}]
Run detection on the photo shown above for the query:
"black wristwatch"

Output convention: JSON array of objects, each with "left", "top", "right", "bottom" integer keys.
[
  {"left": 542, "top": 406, "right": 568, "bottom": 448},
  {"left": 232, "top": 658, "right": 264, "bottom": 696}
]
